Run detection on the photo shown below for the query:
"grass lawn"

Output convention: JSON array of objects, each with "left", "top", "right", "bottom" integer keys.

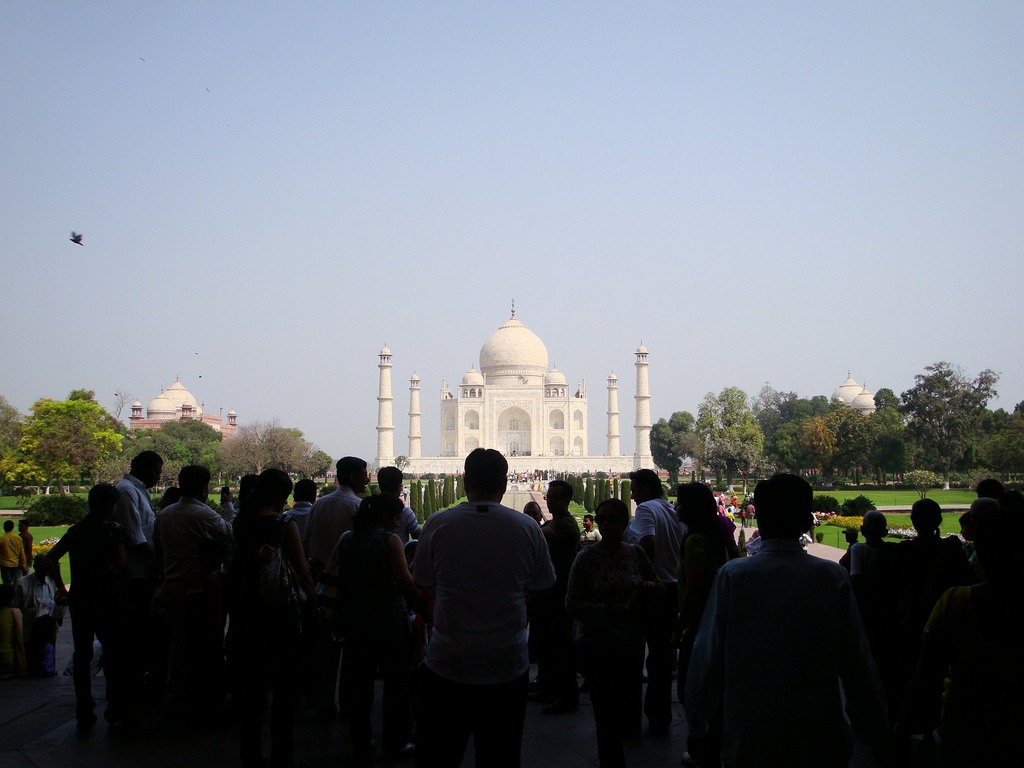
[
  {"left": 23, "top": 525, "right": 73, "bottom": 585},
  {"left": 818, "top": 489, "right": 975, "bottom": 506},
  {"left": 815, "top": 512, "right": 963, "bottom": 549}
]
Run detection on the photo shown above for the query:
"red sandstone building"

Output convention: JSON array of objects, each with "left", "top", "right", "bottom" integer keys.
[{"left": 129, "top": 379, "right": 237, "bottom": 439}]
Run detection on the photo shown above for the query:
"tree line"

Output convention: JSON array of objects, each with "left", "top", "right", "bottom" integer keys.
[
  {"left": 0, "top": 389, "right": 332, "bottom": 494},
  {"left": 650, "top": 361, "right": 1023, "bottom": 489}
]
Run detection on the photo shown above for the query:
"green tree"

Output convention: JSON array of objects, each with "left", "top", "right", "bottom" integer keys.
[
  {"left": 901, "top": 362, "right": 998, "bottom": 485},
  {"left": 649, "top": 411, "right": 697, "bottom": 486},
  {"left": 11, "top": 396, "right": 123, "bottom": 492},
  {"left": 823, "top": 407, "right": 871, "bottom": 482},
  {"left": 868, "top": 404, "right": 907, "bottom": 484},
  {"left": 798, "top": 416, "right": 837, "bottom": 483},
  {"left": 0, "top": 396, "right": 23, "bottom": 489},
  {"left": 696, "top": 387, "right": 764, "bottom": 489}
]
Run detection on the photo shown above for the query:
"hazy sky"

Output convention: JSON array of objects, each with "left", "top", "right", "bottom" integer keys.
[{"left": 3, "top": 2, "right": 1022, "bottom": 464}]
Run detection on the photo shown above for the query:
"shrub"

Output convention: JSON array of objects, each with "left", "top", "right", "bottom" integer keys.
[
  {"left": 840, "top": 495, "right": 877, "bottom": 517},
  {"left": 815, "top": 532, "right": 824, "bottom": 544},
  {"left": 23, "top": 494, "right": 89, "bottom": 525},
  {"left": 812, "top": 495, "right": 840, "bottom": 514}
]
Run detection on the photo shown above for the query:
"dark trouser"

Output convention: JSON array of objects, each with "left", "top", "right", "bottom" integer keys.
[
  {"left": 643, "top": 583, "right": 678, "bottom": 732},
  {"left": 414, "top": 665, "right": 528, "bottom": 768},
  {"left": 534, "top": 587, "right": 579, "bottom": 704},
  {"left": 312, "top": 623, "right": 352, "bottom": 714},
  {"left": 1, "top": 566, "right": 20, "bottom": 585},
  {"left": 70, "top": 600, "right": 128, "bottom": 720},
  {"left": 236, "top": 635, "right": 299, "bottom": 768},
  {"left": 345, "top": 633, "right": 413, "bottom": 755},
  {"left": 26, "top": 614, "right": 58, "bottom": 676},
  {"left": 580, "top": 643, "right": 644, "bottom": 768},
  {"left": 127, "top": 577, "right": 158, "bottom": 700}
]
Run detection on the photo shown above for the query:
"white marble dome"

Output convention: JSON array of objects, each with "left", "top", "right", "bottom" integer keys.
[
  {"left": 545, "top": 366, "right": 567, "bottom": 385},
  {"left": 851, "top": 387, "right": 876, "bottom": 413},
  {"left": 479, "top": 314, "right": 549, "bottom": 379},
  {"left": 461, "top": 366, "right": 484, "bottom": 386},
  {"left": 832, "top": 375, "right": 862, "bottom": 405},
  {"left": 147, "top": 381, "right": 200, "bottom": 419}
]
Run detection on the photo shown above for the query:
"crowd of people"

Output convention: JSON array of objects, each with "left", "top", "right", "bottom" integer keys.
[{"left": 0, "top": 450, "right": 1017, "bottom": 767}]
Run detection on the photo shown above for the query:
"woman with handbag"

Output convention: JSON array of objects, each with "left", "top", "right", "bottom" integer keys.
[{"left": 228, "top": 469, "right": 317, "bottom": 768}]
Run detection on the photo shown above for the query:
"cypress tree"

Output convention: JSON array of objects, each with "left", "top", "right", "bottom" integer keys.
[
  {"left": 584, "top": 477, "right": 595, "bottom": 513},
  {"left": 620, "top": 479, "right": 631, "bottom": 505},
  {"left": 456, "top": 474, "right": 465, "bottom": 501},
  {"left": 427, "top": 478, "right": 438, "bottom": 515}
]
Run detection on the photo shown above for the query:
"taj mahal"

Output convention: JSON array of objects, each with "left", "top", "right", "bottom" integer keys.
[{"left": 371, "top": 307, "right": 654, "bottom": 475}]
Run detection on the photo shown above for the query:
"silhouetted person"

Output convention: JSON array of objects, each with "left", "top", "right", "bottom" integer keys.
[
  {"left": 685, "top": 474, "right": 889, "bottom": 768},
  {"left": 889, "top": 498, "right": 977, "bottom": 714},
  {"left": 975, "top": 478, "right": 1004, "bottom": 500},
  {"left": 530, "top": 480, "right": 580, "bottom": 715},
  {"left": 47, "top": 484, "right": 131, "bottom": 727},
  {"left": 303, "top": 456, "right": 368, "bottom": 721},
  {"left": 113, "top": 449, "right": 162, "bottom": 701},
  {"left": 377, "top": 466, "right": 421, "bottom": 542},
  {"left": 283, "top": 478, "right": 317, "bottom": 542},
  {"left": 898, "top": 498, "right": 1018, "bottom": 767},
  {"left": 413, "top": 449, "right": 555, "bottom": 768},
  {"left": 626, "top": 468, "right": 684, "bottom": 734}
]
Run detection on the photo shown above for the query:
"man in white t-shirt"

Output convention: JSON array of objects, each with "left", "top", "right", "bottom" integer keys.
[
  {"left": 626, "top": 468, "right": 686, "bottom": 734},
  {"left": 413, "top": 448, "right": 555, "bottom": 767}
]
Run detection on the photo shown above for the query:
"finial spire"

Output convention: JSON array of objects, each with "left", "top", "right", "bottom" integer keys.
[{"left": 511, "top": 298, "right": 516, "bottom": 318}]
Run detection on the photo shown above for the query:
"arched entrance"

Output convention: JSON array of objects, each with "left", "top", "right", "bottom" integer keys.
[{"left": 498, "top": 407, "right": 532, "bottom": 457}]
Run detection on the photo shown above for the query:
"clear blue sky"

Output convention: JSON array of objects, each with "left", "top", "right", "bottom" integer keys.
[{"left": 2, "top": 2, "right": 1022, "bottom": 463}]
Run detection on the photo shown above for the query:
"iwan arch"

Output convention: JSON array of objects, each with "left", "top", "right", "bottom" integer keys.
[{"left": 371, "top": 307, "right": 654, "bottom": 475}]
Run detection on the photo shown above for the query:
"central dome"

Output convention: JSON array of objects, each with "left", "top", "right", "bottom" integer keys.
[{"left": 479, "top": 315, "right": 549, "bottom": 381}]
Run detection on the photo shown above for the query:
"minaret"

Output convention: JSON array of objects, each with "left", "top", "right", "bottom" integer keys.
[
  {"left": 408, "top": 373, "right": 422, "bottom": 458},
  {"left": 606, "top": 372, "right": 620, "bottom": 456},
  {"left": 634, "top": 343, "right": 651, "bottom": 468},
  {"left": 375, "top": 344, "right": 395, "bottom": 466}
]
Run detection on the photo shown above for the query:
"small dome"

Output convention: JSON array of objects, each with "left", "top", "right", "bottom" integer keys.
[
  {"left": 227, "top": 410, "right": 236, "bottom": 416},
  {"left": 146, "top": 392, "right": 175, "bottom": 417},
  {"left": 163, "top": 381, "right": 200, "bottom": 412},
  {"left": 832, "top": 375, "right": 861, "bottom": 405},
  {"left": 380, "top": 345, "right": 392, "bottom": 356},
  {"left": 132, "top": 401, "right": 142, "bottom": 407},
  {"left": 545, "top": 367, "right": 567, "bottom": 385},
  {"left": 607, "top": 372, "right": 618, "bottom": 382},
  {"left": 479, "top": 314, "right": 548, "bottom": 381},
  {"left": 409, "top": 373, "right": 420, "bottom": 382},
  {"left": 636, "top": 343, "right": 648, "bottom": 354},
  {"left": 461, "top": 366, "right": 484, "bottom": 386},
  {"left": 851, "top": 387, "right": 876, "bottom": 413}
]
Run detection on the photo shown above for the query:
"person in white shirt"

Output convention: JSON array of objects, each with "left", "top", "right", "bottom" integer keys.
[
  {"left": 626, "top": 468, "right": 685, "bottom": 734},
  {"left": 113, "top": 449, "right": 162, "bottom": 701},
  {"left": 303, "top": 456, "right": 368, "bottom": 722},
  {"left": 685, "top": 474, "right": 889, "bottom": 768},
  {"left": 413, "top": 448, "right": 555, "bottom": 767},
  {"left": 15, "top": 554, "right": 64, "bottom": 675},
  {"left": 153, "top": 464, "right": 233, "bottom": 715},
  {"left": 377, "top": 466, "right": 421, "bottom": 543},
  {"left": 282, "top": 479, "right": 317, "bottom": 542}
]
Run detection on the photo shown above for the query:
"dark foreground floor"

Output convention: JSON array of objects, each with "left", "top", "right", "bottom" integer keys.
[{"left": 1, "top": 611, "right": 884, "bottom": 768}]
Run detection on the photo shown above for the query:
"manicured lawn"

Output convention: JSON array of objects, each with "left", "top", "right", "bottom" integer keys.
[
  {"left": 818, "top": 489, "right": 975, "bottom": 506},
  {"left": 0, "top": 496, "right": 25, "bottom": 510},
  {"left": 815, "top": 512, "right": 963, "bottom": 549},
  {"left": 22, "top": 525, "right": 73, "bottom": 585}
]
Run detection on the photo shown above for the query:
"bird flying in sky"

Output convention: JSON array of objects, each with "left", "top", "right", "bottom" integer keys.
[{"left": 70, "top": 232, "right": 83, "bottom": 245}]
